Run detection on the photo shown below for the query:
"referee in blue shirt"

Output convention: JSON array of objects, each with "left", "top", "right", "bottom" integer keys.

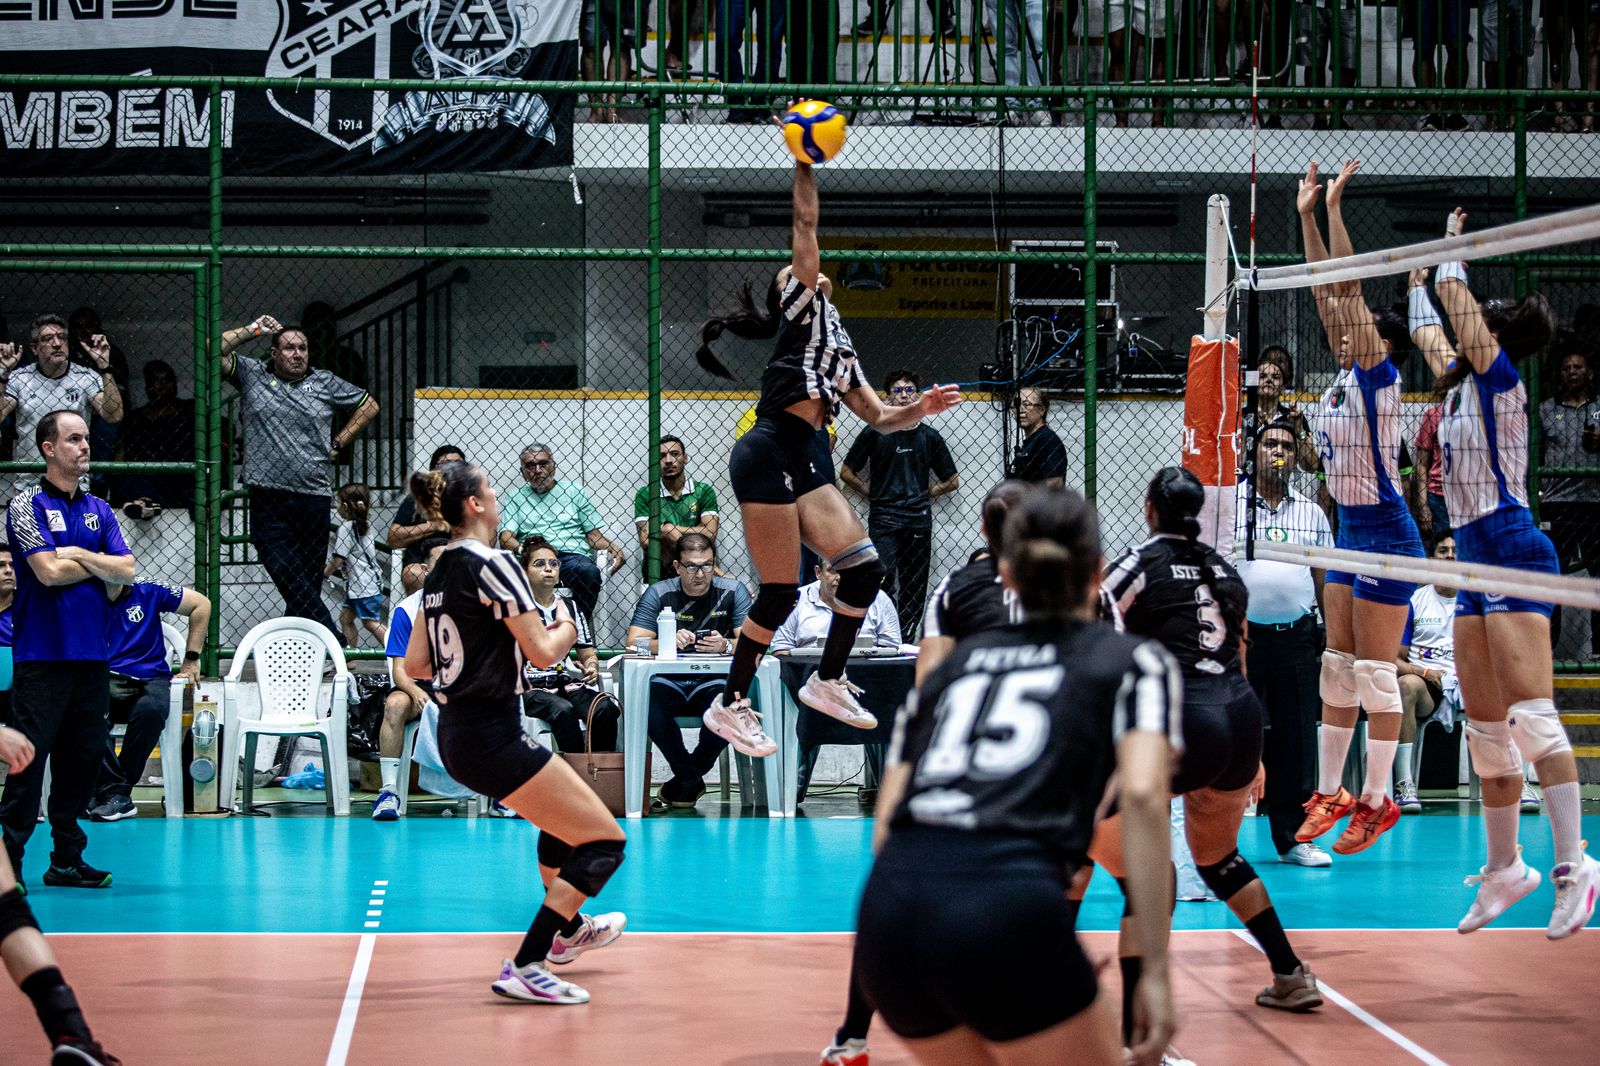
[{"left": 1, "top": 411, "right": 135, "bottom": 890}]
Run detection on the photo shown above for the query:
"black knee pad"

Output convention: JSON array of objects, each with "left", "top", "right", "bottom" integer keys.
[
  {"left": 536, "top": 831, "right": 574, "bottom": 870},
  {"left": 1196, "top": 850, "right": 1257, "bottom": 903},
  {"left": 560, "top": 838, "right": 626, "bottom": 897},
  {"left": 748, "top": 583, "right": 800, "bottom": 631},
  {"left": 0, "top": 887, "right": 39, "bottom": 943},
  {"left": 833, "top": 558, "right": 885, "bottom": 614}
]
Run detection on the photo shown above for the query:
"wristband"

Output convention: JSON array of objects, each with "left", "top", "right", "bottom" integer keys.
[
  {"left": 184, "top": 650, "right": 201, "bottom": 662},
  {"left": 252, "top": 323, "right": 262, "bottom": 337},
  {"left": 1435, "top": 260, "right": 1467, "bottom": 285},
  {"left": 1408, "top": 285, "right": 1443, "bottom": 335}
]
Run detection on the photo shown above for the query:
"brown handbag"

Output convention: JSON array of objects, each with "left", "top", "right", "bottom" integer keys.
[{"left": 560, "top": 691, "right": 646, "bottom": 818}]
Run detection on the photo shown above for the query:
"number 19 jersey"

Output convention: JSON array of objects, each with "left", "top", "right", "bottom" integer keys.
[
  {"left": 421, "top": 540, "right": 540, "bottom": 706},
  {"left": 889, "top": 620, "right": 1182, "bottom": 865}
]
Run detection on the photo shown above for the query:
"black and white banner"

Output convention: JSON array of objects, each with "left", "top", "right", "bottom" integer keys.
[{"left": 0, "top": 1, "right": 580, "bottom": 175}]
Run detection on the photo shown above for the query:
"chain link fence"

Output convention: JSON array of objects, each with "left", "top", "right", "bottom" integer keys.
[{"left": 1, "top": 74, "right": 1596, "bottom": 666}]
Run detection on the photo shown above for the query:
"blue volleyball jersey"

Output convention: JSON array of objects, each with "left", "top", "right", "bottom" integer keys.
[
  {"left": 107, "top": 582, "right": 184, "bottom": 680},
  {"left": 1438, "top": 350, "right": 1530, "bottom": 530},
  {"left": 1314, "top": 362, "right": 1407, "bottom": 510},
  {"left": 6, "top": 479, "right": 131, "bottom": 663}
]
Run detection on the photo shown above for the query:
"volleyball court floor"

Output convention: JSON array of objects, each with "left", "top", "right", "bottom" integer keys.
[{"left": 6, "top": 800, "right": 1597, "bottom": 1065}]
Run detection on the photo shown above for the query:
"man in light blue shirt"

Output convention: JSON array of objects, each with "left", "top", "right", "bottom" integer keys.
[{"left": 497, "top": 442, "right": 626, "bottom": 619}]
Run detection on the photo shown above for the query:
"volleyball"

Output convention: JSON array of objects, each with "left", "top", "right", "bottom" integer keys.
[{"left": 782, "top": 101, "right": 848, "bottom": 164}]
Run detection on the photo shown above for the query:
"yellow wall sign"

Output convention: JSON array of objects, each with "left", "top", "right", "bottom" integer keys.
[{"left": 820, "top": 237, "right": 1000, "bottom": 320}]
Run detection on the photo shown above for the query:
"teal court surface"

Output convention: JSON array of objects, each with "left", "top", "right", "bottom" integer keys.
[{"left": 5, "top": 804, "right": 1598, "bottom": 1064}]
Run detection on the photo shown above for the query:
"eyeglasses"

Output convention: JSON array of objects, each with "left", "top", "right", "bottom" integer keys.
[
  {"left": 527, "top": 559, "right": 561, "bottom": 570},
  {"left": 677, "top": 562, "right": 714, "bottom": 574},
  {"left": 1016, "top": 400, "right": 1045, "bottom": 410},
  {"left": 523, "top": 459, "right": 553, "bottom": 470},
  {"left": 888, "top": 385, "right": 919, "bottom": 396}
]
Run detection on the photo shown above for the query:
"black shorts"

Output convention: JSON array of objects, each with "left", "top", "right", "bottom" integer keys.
[
  {"left": 729, "top": 412, "right": 833, "bottom": 505},
  {"left": 1171, "top": 671, "right": 1264, "bottom": 795},
  {"left": 436, "top": 695, "right": 553, "bottom": 801},
  {"left": 854, "top": 825, "right": 1099, "bottom": 1042}
]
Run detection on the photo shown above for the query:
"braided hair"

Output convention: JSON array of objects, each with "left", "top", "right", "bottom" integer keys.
[{"left": 1146, "top": 467, "right": 1248, "bottom": 643}]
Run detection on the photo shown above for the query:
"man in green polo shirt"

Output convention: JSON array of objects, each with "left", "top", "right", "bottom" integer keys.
[
  {"left": 497, "top": 442, "right": 626, "bottom": 619},
  {"left": 633, "top": 435, "right": 719, "bottom": 581}
]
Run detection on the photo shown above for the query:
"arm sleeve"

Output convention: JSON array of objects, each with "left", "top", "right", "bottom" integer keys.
[
  {"left": 1113, "top": 641, "right": 1184, "bottom": 754},
  {"left": 385, "top": 606, "right": 414, "bottom": 658},
  {"left": 323, "top": 372, "right": 369, "bottom": 410},
  {"left": 633, "top": 485, "right": 650, "bottom": 525},
  {"left": 928, "top": 429, "right": 957, "bottom": 480},
  {"left": 1044, "top": 434, "right": 1069, "bottom": 479},
  {"left": 628, "top": 586, "right": 663, "bottom": 633},
  {"left": 571, "top": 601, "right": 596, "bottom": 649},
  {"left": 731, "top": 583, "right": 752, "bottom": 629},
  {"left": 699, "top": 483, "right": 719, "bottom": 517},
  {"left": 332, "top": 523, "right": 355, "bottom": 559},
  {"left": 843, "top": 430, "right": 873, "bottom": 473},
  {"left": 921, "top": 573, "right": 952, "bottom": 639},
  {"left": 156, "top": 582, "right": 184, "bottom": 614},
  {"left": 8, "top": 494, "right": 52, "bottom": 556},
  {"left": 393, "top": 498, "right": 417, "bottom": 528},
  {"left": 1103, "top": 550, "right": 1147, "bottom": 617},
  {"left": 474, "top": 552, "right": 538, "bottom": 618},
  {"left": 1478, "top": 351, "right": 1522, "bottom": 394},
  {"left": 1415, "top": 405, "right": 1438, "bottom": 451},
  {"left": 779, "top": 276, "right": 816, "bottom": 321}
]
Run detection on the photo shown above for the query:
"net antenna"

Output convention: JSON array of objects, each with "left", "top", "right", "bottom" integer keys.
[{"left": 1241, "top": 200, "right": 1600, "bottom": 610}]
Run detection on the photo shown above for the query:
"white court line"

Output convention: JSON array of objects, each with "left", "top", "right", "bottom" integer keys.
[
  {"left": 326, "top": 933, "right": 376, "bottom": 1066},
  {"left": 1228, "top": 929, "right": 1450, "bottom": 1066}
]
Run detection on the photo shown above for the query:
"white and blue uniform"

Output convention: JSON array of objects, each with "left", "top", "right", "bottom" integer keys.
[
  {"left": 1314, "top": 360, "right": 1424, "bottom": 605},
  {"left": 1438, "top": 349, "right": 1557, "bottom": 617}
]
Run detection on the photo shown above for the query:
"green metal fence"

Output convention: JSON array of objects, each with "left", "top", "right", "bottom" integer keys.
[{"left": 1, "top": 74, "right": 1597, "bottom": 669}]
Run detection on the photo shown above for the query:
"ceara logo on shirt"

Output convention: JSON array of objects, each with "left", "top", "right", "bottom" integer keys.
[
  {"left": 84, "top": 513, "right": 100, "bottom": 532},
  {"left": 125, "top": 605, "right": 145, "bottom": 624},
  {"left": 45, "top": 510, "right": 66, "bottom": 532}
]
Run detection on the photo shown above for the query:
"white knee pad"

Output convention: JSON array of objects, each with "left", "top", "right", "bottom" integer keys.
[
  {"left": 1353, "top": 658, "right": 1402, "bottom": 716},
  {"left": 1508, "top": 699, "right": 1571, "bottom": 764},
  {"left": 1319, "top": 649, "right": 1358, "bottom": 708},
  {"left": 1466, "top": 718, "right": 1524, "bottom": 780}
]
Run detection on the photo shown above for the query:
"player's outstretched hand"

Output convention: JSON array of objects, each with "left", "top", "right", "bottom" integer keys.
[
  {"left": 1126, "top": 973, "right": 1177, "bottom": 1066},
  {"left": 920, "top": 383, "right": 962, "bottom": 416},
  {"left": 0, "top": 726, "right": 35, "bottom": 774},
  {"left": 1325, "top": 158, "right": 1360, "bottom": 210},
  {"left": 1296, "top": 162, "right": 1322, "bottom": 216},
  {"left": 1447, "top": 207, "right": 1466, "bottom": 238}
]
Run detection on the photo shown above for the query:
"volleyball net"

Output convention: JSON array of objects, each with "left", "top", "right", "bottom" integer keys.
[{"left": 1231, "top": 199, "right": 1600, "bottom": 613}]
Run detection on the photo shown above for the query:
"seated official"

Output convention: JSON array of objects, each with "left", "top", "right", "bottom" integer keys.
[
  {"left": 372, "top": 543, "right": 444, "bottom": 821},
  {"left": 769, "top": 559, "right": 902, "bottom": 654},
  {"left": 1393, "top": 534, "right": 1464, "bottom": 813},
  {"left": 623, "top": 533, "right": 751, "bottom": 810},
  {"left": 88, "top": 581, "right": 211, "bottom": 821},
  {"left": 519, "top": 537, "right": 618, "bottom": 755}
]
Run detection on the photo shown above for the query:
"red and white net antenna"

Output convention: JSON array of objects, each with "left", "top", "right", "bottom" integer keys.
[{"left": 1249, "top": 40, "right": 1259, "bottom": 275}]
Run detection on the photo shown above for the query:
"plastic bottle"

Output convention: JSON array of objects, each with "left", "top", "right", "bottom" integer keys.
[{"left": 657, "top": 607, "right": 678, "bottom": 661}]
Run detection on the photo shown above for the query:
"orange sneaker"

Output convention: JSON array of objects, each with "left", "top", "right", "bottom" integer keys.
[
  {"left": 1332, "top": 795, "right": 1401, "bottom": 855},
  {"left": 1295, "top": 787, "right": 1355, "bottom": 843}
]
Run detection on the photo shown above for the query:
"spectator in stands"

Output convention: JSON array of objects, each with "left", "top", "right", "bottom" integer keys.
[
  {"left": 623, "top": 533, "right": 751, "bottom": 810},
  {"left": 660, "top": 0, "right": 707, "bottom": 74},
  {"left": 851, "top": 0, "right": 956, "bottom": 39},
  {"left": 769, "top": 557, "right": 902, "bottom": 653},
  {"left": 785, "top": 0, "right": 838, "bottom": 91},
  {"left": 0, "top": 315, "right": 125, "bottom": 469},
  {"left": 220, "top": 316, "right": 378, "bottom": 635},
  {"left": 66, "top": 308, "right": 130, "bottom": 397},
  {"left": 326, "top": 482, "right": 387, "bottom": 650},
  {"left": 86, "top": 580, "right": 211, "bottom": 822},
  {"left": 1257, "top": 346, "right": 1318, "bottom": 473},
  {"left": 1006, "top": 387, "right": 1067, "bottom": 486},
  {"left": 1393, "top": 535, "right": 1460, "bottom": 813},
  {"left": 1543, "top": 4, "right": 1598, "bottom": 132},
  {"left": 1480, "top": 0, "right": 1532, "bottom": 124},
  {"left": 498, "top": 442, "right": 626, "bottom": 620},
  {"left": 519, "top": 537, "right": 617, "bottom": 755},
  {"left": 389, "top": 445, "right": 463, "bottom": 568},
  {"left": 1102, "top": 0, "right": 1170, "bottom": 128},
  {"left": 1300, "top": 0, "right": 1357, "bottom": 127},
  {"left": 2, "top": 410, "right": 135, "bottom": 890},
  {"left": 988, "top": 0, "right": 1050, "bottom": 125},
  {"left": 371, "top": 543, "right": 444, "bottom": 821},
  {"left": 1234, "top": 420, "right": 1332, "bottom": 867},
  {"left": 1412, "top": 0, "right": 1469, "bottom": 130},
  {"left": 633, "top": 435, "right": 719, "bottom": 579},
  {"left": 1412, "top": 397, "right": 1448, "bottom": 538},
  {"left": 717, "top": 0, "right": 785, "bottom": 123},
  {"left": 582, "top": 0, "right": 636, "bottom": 122},
  {"left": 840, "top": 369, "right": 960, "bottom": 640},
  {"left": 1539, "top": 349, "right": 1600, "bottom": 660},
  {"left": 112, "top": 360, "right": 196, "bottom": 516}
]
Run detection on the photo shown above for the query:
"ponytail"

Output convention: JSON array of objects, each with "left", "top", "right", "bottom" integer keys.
[
  {"left": 694, "top": 276, "right": 782, "bottom": 380},
  {"left": 410, "top": 460, "right": 481, "bottom": 529},
  {"left": 337, "top": 482, "right": 371, "bottom": 539},
  {"left": 999, "top": 487, "right": 1101, "bottom": 620},
  {"left": 981, "top": 479, "right": 1033, "bottom": 556}
]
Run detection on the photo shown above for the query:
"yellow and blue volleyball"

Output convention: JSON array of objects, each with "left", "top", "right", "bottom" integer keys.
[{"left": 782, "top": 101, "right": 848, "bottom": 164}]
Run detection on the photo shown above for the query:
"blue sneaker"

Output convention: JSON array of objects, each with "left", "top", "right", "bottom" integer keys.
[{"left": 371, "top": 790, "right": 401, "bottom": 821}]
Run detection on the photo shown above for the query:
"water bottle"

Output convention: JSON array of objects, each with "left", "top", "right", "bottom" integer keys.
[
  {"left": 657, "top": 607, "right": 678, "bottom": 661},
  {"left": 190, "top": 699, "right": 220, "bottom": 814}
]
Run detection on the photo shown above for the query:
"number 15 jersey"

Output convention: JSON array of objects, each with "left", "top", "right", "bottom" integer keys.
[
  {"left": 889, "top": 620, "right": 1182, "bottom": 865},
  {"left": 422, "top": 540, "right": 540, "bottom": 706}
]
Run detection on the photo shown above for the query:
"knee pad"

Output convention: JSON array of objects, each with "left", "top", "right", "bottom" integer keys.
[
  {"left": 830, "top": 541, "right": 885, "bottom": 615},
  {"left": 1508, "top": 699, "right": 1571, "bottom": 764},
  {"left": 1353, "top": 658, "right": 1402, "bottom": 716},
  {"left": 536, "top": 831, "right": 574, "bottom": 870},
  {"left": 1466, "top": 718, "right": 1524, "bottom": 780},
  {"left": 0, "top": 887, "right": 39, "bottom": 944},
  {"left": 560, "top": 838, "right": 626, "bottom": 898},
  {"left": 1319, "top": 649, "right": 1358, "bottom": 709},
  {"left": 1196, "top": 850, "right": 1258, "bottom": 903},
  {"left": 747, "top": 583, "right": 800, "bottom": 632}
]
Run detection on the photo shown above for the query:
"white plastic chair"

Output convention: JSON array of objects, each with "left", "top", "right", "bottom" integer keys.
[
  {"left": 394, "top": 704, "right": 554, "bottom": 817},
  {"left": 219, "top": 618, "right": 351, "bottom": 817}
]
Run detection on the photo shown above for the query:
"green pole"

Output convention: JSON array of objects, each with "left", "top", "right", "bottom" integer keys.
[
  {"left": 646, "top": 86, "right": 664, "bottom": 586},
  {"left": 205, "top": 82, "right": 225, "bottom": 675},
  {"left": 1082, "top": 88, "right": 1099, "bottom": 505}
]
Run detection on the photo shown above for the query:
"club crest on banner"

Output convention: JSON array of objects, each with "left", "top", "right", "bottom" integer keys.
[{"left": 265, "top": 0, "right": 421, "bottom": 150}]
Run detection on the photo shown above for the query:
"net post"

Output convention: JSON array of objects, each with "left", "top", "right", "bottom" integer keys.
[{"left": 1243, "top": 273, "right": 1259, "bottom": 562}]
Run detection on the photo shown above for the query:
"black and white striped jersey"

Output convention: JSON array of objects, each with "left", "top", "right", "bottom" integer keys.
[
  {"left": 921, "top": 557, "right": 1018, "bottom": 641},
  {"left": 421, "top": 540, "right": 539, "bottom": 705},
  {"left": 889, "top": 620, "right": 1183, "bottom": 865},
  {"left": 1104, "top": 534, "right": 1245, "bottom": 678},
  {"left": 755, "top": 275, "right": 867, "bottom": 419}
]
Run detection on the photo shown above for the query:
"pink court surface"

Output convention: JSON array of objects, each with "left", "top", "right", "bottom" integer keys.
[{"left": 5, "top": 928, "right": 1595, "bottom": 1064}]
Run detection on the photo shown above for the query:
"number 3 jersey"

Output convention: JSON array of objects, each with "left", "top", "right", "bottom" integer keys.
[
  {"left": 1104, "top": 534, "right": 1246, "bottom": 678},
  {"left": 421, "top": 540, "right": 541, "bottom": 706},
  {"left": 889, "top": 620, "right": 1182, "bottom": 864}
]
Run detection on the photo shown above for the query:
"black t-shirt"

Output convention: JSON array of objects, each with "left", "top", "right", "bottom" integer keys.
[
  {"left": 755, "top": 276, "right": 867, "bottom": 419},
  {"left": 843, "top": 425, "right": 957, "bottom": 528},
  {"left": 1008, "top": 424, "right": 1068, "bottom": 484},
  {"left": 421, "top": 540, "right": 539, "bottom": 705},
  {"left": 922, "top": 557, "right": 1018, "bottom": 640},
  {"left": 631, "top": 576, "right": 747, "bottom": 638},
  {"left": 890, "top": 620, "right": 1182, "bottom": 865},
  {"left": 1104, "top": 534, "right": 1246, "bottom": 679},
  {"left": 392, "top": 497, "right": 450, "bottom": 567}
]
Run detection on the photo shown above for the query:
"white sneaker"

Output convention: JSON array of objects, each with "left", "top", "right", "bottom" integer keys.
[
  {"left": 1520, "top": 781, "right": 1542, "bottom": 814},
  {"left": 490, "top": 958, "right": 590, "bottom": 1004},
  {"left": 798, "top": 673, "right": 878, "bottom": 729},
  {"left": 1395, "top": 780, "right": 1421, "bottom": 812},
  {"left": 703, "top": 695, "right": 778, "bottom": 757},
  {"left": 1547, "top": 849, "right": 1600, "bottom": 940},
  {"left": 1458, "top": 847, "right": 1541, "bottom": 933},
  {"left": 1280, "top": 842, "right": 1333, "bottom": 868},
  {"left": 547, "top": 911, "right": 626, "bottom": 965},
  {"left": 819, "top": 1037, "right": 869, "bottom": 1065}
]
